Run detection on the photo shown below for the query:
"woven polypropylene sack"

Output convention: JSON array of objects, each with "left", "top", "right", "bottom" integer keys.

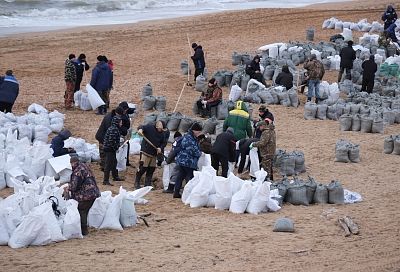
[
  {"left": 348, "top": 144, "right": 360, "bottom": 163},
  {"left": 335, "top": 142, "right": 350, "bottom": 163},
  {"left": 316, "top": 104, "right": 328, "bottom": 120},
  {"left": 393, "top": 136, "right": 400, "bottom": 155},
  {"left": 202, "top": 117, "right": 218, "bottom": 134},
  {"left": 155, "top": 96, "right": 167, "bottom": 111},
  {"left": 305, "top": 177, "right": 317, "bottom": 204},
  {"left": 371, "top": 118, "right": 384, "bottom": 134},
  {"left": 141, "top": 83, "right": 153, "bottom": 99},
  {"left": 351, "top": 114, "right": 361, "bottom": 131},
  {"left": 327, "top": 180, "right": 344, "bottom": 204},
  {"left": 383, "top": 136, "right": 394, "bottom": 154},
  {"left": 273, "top": 218, "right": 294, "bottom": 232},
  {"left": 360, "top": 115, "right": 373, "bottom": 133},
  {"left": 280, "top": 153, "right": 296, "bottom": 176},
  {"left": 143, "top": 113, "right": 158, "bottom": 125},
  {"left": 142, "top": 96, "right": 156, "bottom": 111},
  {"left": 178, "top": 117, "right": 194, "bottom": 133},
  {"left": 286, "top": 183, "right": 309, "bottom": 206},
  {"left": 293, "top": 151, "right": 306, "bottom": 173},
  {"left": 339, "top": 114, "right": 352, "bottom": 131},
  {"left": 304, "top": 102, "right": 317, "bottom": 120},
  {"left": 313, "top": 184, "right": 328, "bottom": 204},
  {"left": 167, "top": 112, "right": 182, "bottom": 131}
]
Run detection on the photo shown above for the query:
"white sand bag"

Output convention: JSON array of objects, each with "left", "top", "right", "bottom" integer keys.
[
  {"left": 100, "top": 187, "right": 125, "bottom": 231},
  {"left": 229, "top": 84, "right": 243, "bottom": 102},
  {"left": 266, "top": 190, "right": 281, "bottom": 212},
  {"left": 182, "top": 171, "right": 200, "bottom": 205},
  {"left": 246, "top": 182, "right": 270, "bottom": 215},
  {"left": 206, "top": 194, "right": 217, "bottom": 207},
  {"left": 86, "top": 84, "right": 105, "bottom": 110},
  {"left": 27, "top": 103, "right": 48, "bottom": 114},
  {"left": 227, "top": 172, "right": 243, "bottom": 195},
  {"left": 0, "top": 212, "right": 10, "bottom": 245},
  {"left": 189, "top": 166, "right": 216, "bottom": 208},
  {"left": 38, "top": 202, "right": 66, "bottom": 243},
  {"left": 120, "top": 194, "right": 137, "bottom": 228},
  {"left": 162, "top": 163, "right": 171, "bottom": 190},
  {"left": 249, "top": 148, "right": 260, "bottom": 177},
  {"left": 79, "top": 92, "right": 92, "bottom": 111},
  {"left": 229, "top": 182, "right": 253, "bottom": 214},
  {"left": 128, "top": 186, "right": 153, "bottom": 204},
  {"left": 88, "top": 191, "right": 113, "bottom": 228},
  {"left": 197, "top": 152, "right": 211, "bottom": 171},
  {"left": 62, "top": 199, "right": 83, "bottom": 239},
  {"left": 214, "top": 176, "right": 232, "bottom": 210},
  {"left": 116, "top": 143, "right": 128, "bottom": 172},
  {"left": 8, "top": 214, "right": 47, "bottom": 248}
]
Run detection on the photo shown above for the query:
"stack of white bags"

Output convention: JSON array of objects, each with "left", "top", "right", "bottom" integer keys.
[
  {"left": 0, "top": 175, "right": 151, "bottom": 248},
  {"left": 182, "top": 166, "right": 281, "bottom": 215}
]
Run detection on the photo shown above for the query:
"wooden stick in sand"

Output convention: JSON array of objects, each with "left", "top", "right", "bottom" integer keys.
[
  {"left": 173, "top": 83, "right": 186, "bottom": 113},
  {"left": 186, "top": 33, "right": 192, "bottom": 86}
]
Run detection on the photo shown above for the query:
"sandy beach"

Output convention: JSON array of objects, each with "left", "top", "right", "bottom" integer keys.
[{"left": 1, "top": 0, "right": 400, "bottom": 271}]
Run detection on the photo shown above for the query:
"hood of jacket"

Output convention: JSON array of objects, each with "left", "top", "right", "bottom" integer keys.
[
  {"left": 111, "top": 115, "right": 122, "bottom": 127},
  {"left": 97, "top": 61, "right": 109, "bottom": 70},
  {"left": 235, "top": 100, "right": 248, "bottom": 112},
  {"left": 59, "top": 129, "right": 72, "bottom": 140}
]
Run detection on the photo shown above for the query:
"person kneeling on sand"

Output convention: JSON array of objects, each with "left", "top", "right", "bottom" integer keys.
[
  {"left": 64, "top": 156, "right": 100, "bottom": 236},
  {"left": 196, "top": 78, "right": 222, "bottom": 118},
  {"left": 173, "top": 122, "right": 203, "bottom": 198}
]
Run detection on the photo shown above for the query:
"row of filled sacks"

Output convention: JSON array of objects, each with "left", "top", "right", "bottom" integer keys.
[
  {"left": 181, "top": 166, "right": 281, "bottom": 215},
  {"left": 383, "top": 135, "right": 400, "bottom": 155},
  {"left": 271, "top": 177, "right": 351, "bottom": 206},
  {"left": 335, "top": 139, "right": 361, "bottom": 163},
  {"left": 63, "top": 137, "right": 100, "bottom": 163},
  {"left": 346, "top": 89, "right": 400, "bottom": 105},
  {"left": 0, "top": 177, "right": 152, "bottom": 248},
  {"left": 0, "top": 104, "right": 65, "bottom": 139},
  {"left": 240, "top": 83, "right": 299, "bottom": 107},
  {"left": 141, "top": 95, "right": 167, "bottom": 111},
  {"left": 322, "top": 17, "right": 383, "bottom": 33},
  {"left": 273, "top": 150, "right": 306, "bottom": 177}
]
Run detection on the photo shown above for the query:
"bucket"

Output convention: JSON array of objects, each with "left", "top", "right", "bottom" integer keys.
[{"left": 306, "top": 28, "right": 315, "bottom": 41}]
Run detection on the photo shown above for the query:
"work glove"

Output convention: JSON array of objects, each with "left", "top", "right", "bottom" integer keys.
[
  {"left": 249, "top": 143, "right": 254, "bottom": 149},
  {"left": 202, "top": 100, "right": 207, "bottom": 105}
]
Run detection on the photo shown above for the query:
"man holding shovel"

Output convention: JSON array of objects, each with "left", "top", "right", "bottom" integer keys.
[{"left": 135, "top": 121, "right": 165, "bottom": 189}]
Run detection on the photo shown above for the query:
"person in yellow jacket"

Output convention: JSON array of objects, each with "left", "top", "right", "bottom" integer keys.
[{"left": 223, "top": 100, "right": 252, "bottom": 140}]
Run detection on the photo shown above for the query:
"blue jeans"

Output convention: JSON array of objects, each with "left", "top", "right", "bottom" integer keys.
[
  {"left": 174, "top": 165, "right": 195, "bottom": 195},
  {"left": 308, "top": 79, "right": 320, "bottom": 100}
]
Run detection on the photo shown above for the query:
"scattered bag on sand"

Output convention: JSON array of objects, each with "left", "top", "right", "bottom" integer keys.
[
  {"left": 142, "top": 83, "right": 153, "bottom": 99},
  {"left": 99, "top": 189, "right": 124, "bottom": 231},
  {"left": 383, "top": 135, "right": 394, "bottom": 154},
  {"left": 348, "top": 144, "right": 360, "bottom": 163},
  {"left": 155, "top": 96, "right": 166, "bottom": 111},
  {"left": 335, "top": 140, "right": 350, "bottom": 163},
  {"left": 339, "top": 114, "right": 352, "bottom": 131},
  {"left": 280, "top": 153, "right": 296, "bottom": 176},
  {"left": 273, "top": 218, "right": 294, "bottom": 232},
  {"left": 120, "top": 196, "right": 137, "bottom": 228},
  {"left": 142, "top": 96, "right": 156, "bottom": 111},
  {"left": 232, "top": 52, "right": 242, "bottom": 66},
  {"left": 304, "top": 102, "right": 317, "bottom": 120},
  {"left": 305, "top": 176, "right": 317, "bottom": 204},
  {"left": 327, "top": 180, "right": 344, "bottom": 204},
  {"left": 195, "top": 75, "right": 207, "bottom": 92},
  {"left": 167, "top": 112, "right": 182, "bottom": 131},
  {"left": 313, "top": 183, "right": 328, "bottom": 204},
  {"left": 88, "top": 191, "right": 113, "bottom": 228}
]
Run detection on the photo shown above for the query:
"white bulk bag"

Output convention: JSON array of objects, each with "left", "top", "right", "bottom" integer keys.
[
  {"left": 269, "top": 45, "right": 279, "bottom": 58},
  {"left": 227, "top": 172, "right": 244, "bottom": 195},
  {"left": 62, "top": 199, "right": 83, "bottom": 239},
  {"left": 120, "top": 195, "right": 137, "bottom": 228},
  {"left": 214, "top": 176, "right": 232, "bottom": 210},
  {"left": 88, "top": 191, "right": 113, "bottom": 228},
  {"left": 189, "top": 166, "right": 216, "bottom": 208},
  {"left": 249, "top": 148, "right": 260, "bottom": 177},
  {"left": 246, "top": 182, "right": 271, "bottom": 215},
  {"left": 116, "top": 143, "right": 128, "bottom": 172},
  {"left": 267, "top": 189, "right": 282, "bottom": 212},
  {"left": 128, "top": 186, "right": 153, "bottom": 204},
  {"left": 79, "top": 92, "right": 92, "bottom": 111},
  {"left": 229, "top": 84, "right": 242, "bottom": 102},
  {"left": 229, "top": 182, "right": 253, "bottom": 214},
  {"left": 27, "top": 103, "right": 48, "bottom": 114},
  {"left": 342, "top": 28, "right": 353, "bottom": 41},
  {"left": 8, "top": 214, "right": 48, "bottom": 248},
  {"left": 100, "top": 188, "right": 125, "bottom": 231},
  {"left": 197, "top": 153, "right": 211, "bottom": 171},
  {"left": 182, "top": 171, "right": 200, "bottom": 205},
  {"left": 86, "top": 84, "right": 105, "bottom": 110},
  {"left": 0, "top": 212, "right": 10, "bottom": 245},
  {"left": 74, "top": 90, "right": 83, "bottom": 107},
  {"left": 162, "top": 163, "right": 171, "bottom": 190}
]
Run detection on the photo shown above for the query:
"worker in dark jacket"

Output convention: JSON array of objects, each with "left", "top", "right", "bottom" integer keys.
[
  {"left": 95, "top": 106, "right": 124, "bottom": 171},
  {"left": 118, "top": 101, "right": 135, "bottom": 167},
  {"left": 338, "top": 40, "right": 356, "bottom": 82},
  {"left": 386, "top": 22, "right": 400, "bottom": 45},
  {"left": 50, "top": 129, "right": 75, "bottom": 157},
  {"left": 275, "top": 65, "right": 293, "bottom": 90},
  {"left": 382, "top": 5, "right": 398, "bottom": 30},
  {"left": 0, "top": 70, "right": 19, "bottom": 113},
  {"left": 237, "top": 138, "right": 259, "bottom": 174},
  {"left": 73, "top": 53, "right": 90, "bottom": 92},
  {"left": 91, "top": 55, "right": 113, "bottom": 115},
  {"left": 361, "top": 55, "right": 378, "bottom": 93},
  {"left": 163, "top": 131, "right": 183, "bottom": 194},
  {"left": 191, "top": 43, "right": 206, "bottom": 81},
  {"left": 254, "top": 105, "right": 274, "bottom": 138},
  {"left": 135, "top": 121, "right": 165, "bottom": 189},
  {"left": 65, "top": 156, "right": 100, "bottom": 236},
  {"left": 102, "top": 115, "right": 123, "bottom": 186},
  {"left": 211, "top": 127, "right": 236, "bottom": 178},
  {"left": 246, "top": 55, "right": 266, "bottom": 86}
]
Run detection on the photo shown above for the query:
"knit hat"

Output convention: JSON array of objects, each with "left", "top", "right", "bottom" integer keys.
[
  {"left": 5, "top": 70, "right": 12, "bottom": 76},
  {"left": 191, "top": 122, "right": 203, "bottom": 132},
  {"left": 192, "top": 43, "right": 198, "bottom": 49},
  {"left": 59, "top": 129, "right": 72, "bottom": 140},
  {"left": 173, "top": 131, "right": 182, "bottom": 138},
  {"left": 119, "top": 101, "right": 129, "bottom": 111},
  {"left": 78, "top": 53, "right": 86, "bottom": 60},
  {"left": 208, "top": 78, "right": 216, "bottom": 85}
]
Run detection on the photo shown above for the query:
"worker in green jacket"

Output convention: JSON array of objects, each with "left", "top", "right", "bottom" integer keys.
[{"left": 223, "top": 100, "right": 252, "bottom": 140}]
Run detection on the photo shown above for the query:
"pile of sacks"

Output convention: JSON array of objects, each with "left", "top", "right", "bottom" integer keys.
[
  {"left": 74, "top": 84, "right": 106, "bottom": 111},
  {"left": 274, "top": 150, "right": 306, "bottom": 176},
  {"left": 141, "top": 83, "right": 167, "bottom": 111},
  {"left": 0, "top": 176, "right": 151, "bottom": 248},
  {"left": 0, "top": 103, "right": 64, "bottom": 141},
  {"left": 335, "top": 139, "right": 360, "bottom": 163},
  {"left": 64, "top": 137, "right": 100, "bottom": 163},
  {"left": 271, "top": 176, "right": 346, "bottom": 206},
  {"left": 383, "top": 135, "right": 400, "bottom": 155},
  {"left": 322, "top": 17, "right": 383, "bottom": 33},
  {"left": 181, "top": 166, "right": 281, "bottom": 215}
]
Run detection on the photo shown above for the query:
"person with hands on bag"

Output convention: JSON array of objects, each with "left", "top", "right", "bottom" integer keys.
[
  {"left": 135, "top": 121, "right": 165, "bottom": 189},
  {"left": 64, "top": 156, "right": 100, "bottom": 236},
  {"left": 102, "top": 115, "right": 124, "bottom": 186},
  {"left": 196, "top": 78, "right": 222, "bottom": 118},
  {"left": 211, "top": 127, "right": 236, "bottom": 178},
  {"left": 250, "top": 120, "right": 276, "bottom": 181}
]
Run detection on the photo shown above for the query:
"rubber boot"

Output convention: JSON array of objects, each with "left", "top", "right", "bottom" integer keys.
[
  {"left": 134, "top": 175, "right": 141, "bottom": 189},
  {"left": 144, "top": 176, "right": 152, "bottom": 187},
  {"left": 163, "top": 183, "right": 175, "bottom": 194}
]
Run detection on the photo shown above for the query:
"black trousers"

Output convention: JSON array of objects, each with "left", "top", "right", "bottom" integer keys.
[
  {"left": 196, "top": 99, "right": 220, "bottom": 117},
  {"left": 78, "top": 199, "right": 95, "bottom": 236},
  {"left": 194, "top": 67, "right": 204, "bottom": 81},
  {"left": 0, "top": 102, "right": 13, "bottom": 113},
  {"left": 211, "top": 153, "right": 229, "bottom": 178},
  {"left": 104, "top": 151, "right": 118, "bottom": 182},
  {"left": 361, "top": 76, "right": 374, "bottom": 93},
  {"left": 338, "top": 67, "right": 352, "bottom": 82},
  {"left": 135, "top": 165, "right": 156, "bottom": 188}
]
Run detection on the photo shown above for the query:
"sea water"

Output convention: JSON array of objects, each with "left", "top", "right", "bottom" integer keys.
[{"left": 0, "top": 0, "right": 348, "bottom": 36}]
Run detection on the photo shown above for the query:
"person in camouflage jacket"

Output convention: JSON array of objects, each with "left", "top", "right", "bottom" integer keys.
[
  {"left": 64, "top": 54, "right": 77, "bottom": 109},
  {"left": 303, "top": 54, "right": 325, "bottom": 103},
  {"left": 102, "top": 115, "right": 123, "bottom": 185},
  {"left": 252, "top": 120, "right": 276, "bottom": 180}
]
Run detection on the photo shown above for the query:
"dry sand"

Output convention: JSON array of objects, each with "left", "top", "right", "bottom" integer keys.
[{"left": 0, "top": 0, "right": 400, "bottom": 271}]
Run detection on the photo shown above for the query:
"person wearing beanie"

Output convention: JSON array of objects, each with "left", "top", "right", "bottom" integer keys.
[
  {"left": 250, "top": 119, "right": 276, "bottom": 181},
  {"left": 361, "top": 55, "right": 378, "bottom": 93},
  {"left": 0, "top": 70, "right": 19, "bottom": 113},
  {"left": 135, "top": 121, "right": 166, "bottom": 189},
  {"left": 102, "top": 115, "right": 124, "bottom": 186},
  {"left": 338, "top": 40, "right": 356, "bottom": 82},
  {"left": 196, "top": 77, "right": 222, "bottom": 118},
  {"left": 191, "top": 42, "right": 206, "bottom": 81},
  {"left": 95, "top": 105, "right": 124, "bottom": 171},
  {"left": 91, "top": 55, "right": 113, "bottom": 115},
  {"left": 50, "top": 129, "right": 75, "bottom": 157},
  {"left": 246, "top": 55, "right": 267, "bottom": 86},
  {"left": 275, "top": 65, "right": 293, "bottom": 91},
  {"left": 303, "top": 53, "right": 325, "bottom": 103},
  {"left": 64, "top": 54, "right": 77, "bottom": 110},
  {"left": 254, "top": 105, "right": 274, "bottom": 138},
  {"left": 211, "top": 127, "right": 236, "bottom": 178},
  {"left": 73, "top": 53, "right": 90, "bottom": 92},
  {"left": 173, "top": 122, "right": 203, "bottom": 198}
]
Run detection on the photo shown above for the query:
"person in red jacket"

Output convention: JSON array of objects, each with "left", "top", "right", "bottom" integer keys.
[{"left": 196, "top": 78, "right": 222, "bottom": 117}]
